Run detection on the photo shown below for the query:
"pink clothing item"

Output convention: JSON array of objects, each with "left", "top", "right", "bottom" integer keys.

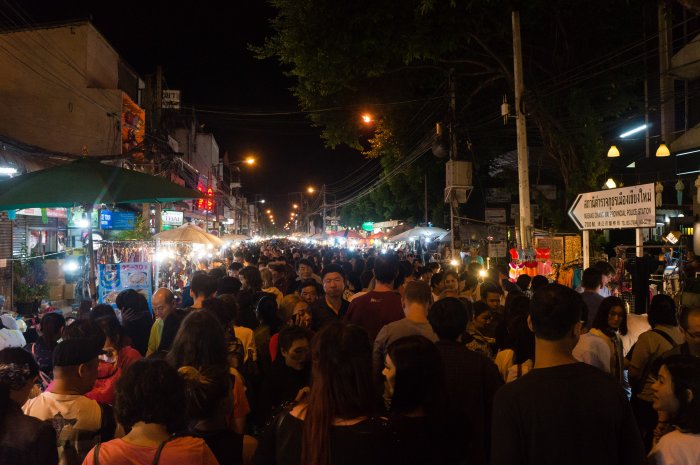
[{"left": 82, "top": 437, "right": 219, "bottom": 465}]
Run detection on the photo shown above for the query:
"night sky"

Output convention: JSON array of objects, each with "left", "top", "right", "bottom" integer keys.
[{"left": 17, "top": 0, "right": 367, "bottom": 214}]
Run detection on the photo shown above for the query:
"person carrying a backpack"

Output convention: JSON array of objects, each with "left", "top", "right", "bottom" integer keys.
[
  {"left": 23, "top": 334, "right": 117, "bottom": 464},
  {"left": 629, "top": 295, "right": 684, "bottom": 451}
]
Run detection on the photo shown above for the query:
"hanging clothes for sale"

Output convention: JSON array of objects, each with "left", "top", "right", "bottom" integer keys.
[{"left": 536, "top": 248, "right": 552, "bottom": 276}]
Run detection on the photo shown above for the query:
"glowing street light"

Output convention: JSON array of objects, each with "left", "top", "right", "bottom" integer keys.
[
  {"left": 245, "top": 156, "right": 256, "bottom": 165},
  {"left": 266, "top": 209, "right": 271, "bottom": 215},
  {"left": 292, "top": 204, "right": 298, "bottom": 209},
  {"left": 361, "top": 113, "right": 374, "bottom": 125},
  {"left": 307, "top": 186, "right": 315, "bottom": 194}
]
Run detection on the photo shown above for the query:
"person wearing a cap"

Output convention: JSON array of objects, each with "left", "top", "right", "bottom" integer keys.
[
  {"left": 0, "top": 347, "right": 58, "bottom": 465},
  {"left": 23, "top": 330, "right": 117, "bottom": 463}
]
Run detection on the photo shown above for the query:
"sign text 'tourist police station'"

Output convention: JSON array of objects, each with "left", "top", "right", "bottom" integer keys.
[{"left": 568, "top": 183, "right": 656, "bottom": 231}]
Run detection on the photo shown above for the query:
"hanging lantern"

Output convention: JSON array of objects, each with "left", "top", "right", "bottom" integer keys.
[
  {"left": 655, "top": 182, "right": 663, "bottom": 207},
  {"left": 676, "top": 179, "right": 685, "bottom": 206}
]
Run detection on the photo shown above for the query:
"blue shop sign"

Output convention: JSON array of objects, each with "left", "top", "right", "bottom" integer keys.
[{"left": 100, "top": 210, "right": 136, "bottom": 230}]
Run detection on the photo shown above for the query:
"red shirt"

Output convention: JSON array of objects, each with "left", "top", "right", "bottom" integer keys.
[{"left": 344, "top": 290, "right": 404, "bottom": 343}]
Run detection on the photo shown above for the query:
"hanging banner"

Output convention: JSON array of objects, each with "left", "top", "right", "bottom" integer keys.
[{"left": 98, "top": 262, "right": 153, "bottom": 310}]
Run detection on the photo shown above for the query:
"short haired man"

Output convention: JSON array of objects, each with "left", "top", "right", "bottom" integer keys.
[
  {"left": 310, "top": 265, "right": 350, "bottom": 331},
  {"left": 480, "top": 281, "right": 503, "bottom": 312},
  {"left": 188, "top": 273, "right": 218, "bottom": 311},
  {"left": 428, "top": 297, "right": 502, "bottom": 465},
  {"left": 580, "top": 267, "right": 604, "bottom": 328},
  {"left": 345, "top": 254, "right": 404, "bottom": 343},
  {"left": 663, "top": 305, "right": 700, "bottom": 359},
  {"left": 491, "top": 284, "right": 644, "bottom": 465},
  {"left": 296, "top": 259, "right": 322, "bottom": 285},
  {"left": 576, "top": 261, "right": 616, "bottom": 297},
  {"left": 147, "top": 288, "right": 176, "bottom": 356},
  {"left": 23, "top": 338, "right": 117, "bottom": 463},
  {"left": 372, "top": 281, "right": 437, "bottom": 373},
  {"left": 298, "top": 280, "right": 321, "bottom": 305}
]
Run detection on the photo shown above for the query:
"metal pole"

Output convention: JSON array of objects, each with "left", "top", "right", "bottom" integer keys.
[
  {"left": 512, "top": 10, "right": 532, "bottom": 248},
  {"left": 449, "top": 69, "right": 457, "bottom": 258},
  {"left": 322, "top": 184, "right": 327, "bottom": 233},
  {"left": 582, "top": 230, "right": 590, "bottom": 269},
  {"left": 86, "top": 207, "right": 97, "bottom": 302},
  {"left": 424, "top": 173, "right": 428, "bottom": 226}
]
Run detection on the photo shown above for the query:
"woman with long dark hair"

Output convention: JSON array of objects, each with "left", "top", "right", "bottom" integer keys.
[
  {"left": 168, "top": 311, "right": 250, "bottom": 436},
  {"left": 590, "top": 296, "right": 629, "bottom": 392},
  {"left": 26, "top": 311, "right": 65, "bottom": 380},
  {"left": 384, "top": 335, "right": 463, "bottom": 465},
  {"left": 253, "top": 322, "right": 398, "bottom": 465},
  {"left": 648, "top": 355, "right": 700, "bottom": 464}
]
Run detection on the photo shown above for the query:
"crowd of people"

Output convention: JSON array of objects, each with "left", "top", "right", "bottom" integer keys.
[{"left": 0, "top": 240, "right": 699, "bottom": 465}]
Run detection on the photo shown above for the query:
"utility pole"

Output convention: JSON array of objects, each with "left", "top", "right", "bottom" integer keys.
[
  {"left": 512, "top": 10, "right": 532, "bottom": 248},
  {"left": 154, "top": 65, "right": 163, "bottom": 233},
  {"left": 658, "top": 0, "right": 674, "bottom": 145},
  {"left": 449, "top": 69, "right": 458, "bottom": 257},
  {"left": 424, "top": 173, "right": 428, "bottom": 226}
]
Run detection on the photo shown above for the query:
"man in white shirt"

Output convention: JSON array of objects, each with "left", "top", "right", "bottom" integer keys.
[{"left": 23, "top": 335, "right": 116, "bottom": 462}]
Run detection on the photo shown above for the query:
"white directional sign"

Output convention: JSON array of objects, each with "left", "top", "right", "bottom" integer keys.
[{"left": 568, "top": 183, "right": 655, "bottom": 230}]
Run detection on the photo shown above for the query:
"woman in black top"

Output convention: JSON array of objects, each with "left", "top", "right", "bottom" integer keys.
[
  {"left": 253, "top": 322, "right": 398, "bottom": 465},
  {"left": 181, "top": 364, "right": 243, "bottom": 465},
  {"left": 384, "top": 335, "right": 466, "bottom": 465}
]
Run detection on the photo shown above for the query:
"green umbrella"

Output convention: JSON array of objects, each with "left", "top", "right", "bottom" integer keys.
[
  {"left": 0, "top": 157, "right": 203, "bottom": 209},
  {"left": 0, "top": 157, "right": 204, "bottom": 300}
]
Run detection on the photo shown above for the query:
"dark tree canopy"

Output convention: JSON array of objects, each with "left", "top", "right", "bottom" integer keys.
[{"left": 257, "top": 0, "right": 649, "bottom": 228}]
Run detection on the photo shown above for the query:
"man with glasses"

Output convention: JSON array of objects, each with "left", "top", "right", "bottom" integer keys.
[{"left": 662, "top": 306, "right": 700, "bottom": 359}]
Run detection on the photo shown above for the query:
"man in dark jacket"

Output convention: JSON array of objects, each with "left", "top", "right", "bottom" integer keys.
[{"left": 428, "top": 297, "right": 503, "bottom": 465}]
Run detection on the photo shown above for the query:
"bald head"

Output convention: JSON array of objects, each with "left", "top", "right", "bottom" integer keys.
[{"left": 152, "top": 288, "right": 176, "bottom": 319}]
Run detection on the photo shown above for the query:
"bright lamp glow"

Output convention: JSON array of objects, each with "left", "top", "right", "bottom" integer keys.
[
  {"left": 656, "top": 143, "right": 671, "bottom": 157},
  {"left": 361, "top": 113, "right": 374, "bottom": 124},
  {"left": 607, "top": 145, "right": 620, "bottom": 158},
  {"left": 605, "top": 178, "right": 617, "bottom": 189},
  {"left": 0, "top": 167, "right": 18, "bottom": 175},
  {"left": 478, "top": 269, "right": 488, "bottom": 278},
  {"left": 245, "top": 157, "right": 255, "bottom": 165},
  {"left": 619, "top": 124, "right": 647, "bottom": 138},
  {"left": 450, "top": 259, "right": 459, "bottom": 267},
  {"left": 63, "top": 261, "right": 80, "bottom": 272}
]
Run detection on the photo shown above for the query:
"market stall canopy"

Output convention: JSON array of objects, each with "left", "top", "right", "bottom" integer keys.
[
  {"left": 385, "top": 223, "right": 412, "bottom": 238},
  {"left": 153, "top": 223, "right": 223, "bottom": 247},
  {"left": 389, "top": 226, "right": 449, "bottom": 242},
  {"left": 0, "top": 157, "right": 203, "bottom": 210},
  {"left": 221, "top": 233, "right": 251, "bottom": 241},
  {"left": 329, "top": 229, "right": 365, "bottom": 240},
  {"left": 366, "top": 231, "right": 386, "bottom": 240}
]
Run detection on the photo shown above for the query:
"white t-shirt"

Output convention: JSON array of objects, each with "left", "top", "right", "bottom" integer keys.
[
  {"left": 573, "top": 332, "right": 611, "bottom": 373},
  {"left": 23, "top": 391, "right": 103, "bottom": 461},
  {"left": 648, "top": 430, "right": 700, "bottom": 465}
]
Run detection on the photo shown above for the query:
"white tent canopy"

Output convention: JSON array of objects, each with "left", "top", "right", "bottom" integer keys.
[
  {"left": 153, "top": 223, "right": 224, "bottom": 247},
  {"left": 389, "top": 226, "right": 448, "bottom": 242}
]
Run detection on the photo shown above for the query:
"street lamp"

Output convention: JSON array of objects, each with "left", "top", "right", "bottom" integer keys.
[
  {"left": 361, "top": 113, "right": 374, "bottom": 125},
  {"left": 307, "top": 186, "right": 315, "bottom": 194}
]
